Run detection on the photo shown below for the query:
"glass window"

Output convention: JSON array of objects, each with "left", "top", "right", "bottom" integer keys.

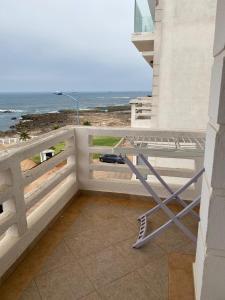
[{"left": 134, "top": 0, "right": 155, "bottom": 33}]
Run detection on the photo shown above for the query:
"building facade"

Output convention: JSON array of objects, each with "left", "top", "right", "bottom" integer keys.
[{"left": 131, "top": 0, "right": 216, "bottom": 130}]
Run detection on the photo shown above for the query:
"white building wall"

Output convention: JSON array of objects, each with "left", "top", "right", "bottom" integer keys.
[
  {"left": 131, "top": 0, "right": 215, "bottom": 186},
  {"left": 157, "top": 0, "right": 216, "bottom": 130},
  {"left": 194, "top": 1, "right": 225, "bottom": 298}
]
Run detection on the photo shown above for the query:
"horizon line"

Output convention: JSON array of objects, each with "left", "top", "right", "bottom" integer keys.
[{"left": 0, "top": 90, "right": 151, "bottom": 94}]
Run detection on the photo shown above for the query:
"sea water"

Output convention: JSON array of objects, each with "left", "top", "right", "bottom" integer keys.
[{"left": 0, "top": 91, "right": 149, "bottom": 131}]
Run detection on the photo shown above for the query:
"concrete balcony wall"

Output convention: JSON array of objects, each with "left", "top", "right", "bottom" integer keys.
[
  {"left": 194, "top": 1, "right": 225, "bottom": 299},
  {"left": 131, "top": 32, "right": 155, "bottom": 52},
  {"left": 130, "top": 97, "right": 158, "bottom": 128},
  {"left": 157, "top": 0, "right": 216, "bottom": 131},
  {"left": 0, "top": 127, "right": 78, "bottom": 281},
  {"left": 75, "top": 126, "right": 203, "bottom": 198},
  {"left": 0, "top": 126, "right": 204, "bottom": 280}
]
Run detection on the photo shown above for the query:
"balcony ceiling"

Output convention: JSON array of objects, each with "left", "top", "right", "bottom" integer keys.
[
  {"left": 142, "top": 50, "right": 154, "bottom": 65},
  {"left": 131, "top": 32, "right": 154, "bottom": 52}
]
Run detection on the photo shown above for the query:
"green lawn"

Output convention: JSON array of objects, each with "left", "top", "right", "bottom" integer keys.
[
  {"left": 32, "top": 154, "right": 42, "bottom": 165},
  {"left": 32, "top": 137, "right": 121, "bottom": 164},
  {"left": 51, "top": 142, "right": 65, "bottom": 154},
  {"left": 92, "top": 136, "right": 121, "bottom": 159},
  {"left": 92, "top": 136, "right": 121, "bottom": 147},
  {"left": 32, "top": 142, "right": 65, "bottom": 164}
]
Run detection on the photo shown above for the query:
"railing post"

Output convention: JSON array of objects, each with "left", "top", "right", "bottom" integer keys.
[
  {"left": 65, "top": 131, "right": 76, "bottom": 166},
  {"left": 10, "top": 160, "right": 27, "bottom": 236},
  {"left": 75, "top": 127, "right": 91, "bottom": 188},
  {"left": 64, "top": 129, "right": 77, "bottom": 185},
  {"left": 0, "top": 170, "right": 12, "bottom": 215},
  {"left": 194, "top": 157, "right": 204, "bottom": 196}
]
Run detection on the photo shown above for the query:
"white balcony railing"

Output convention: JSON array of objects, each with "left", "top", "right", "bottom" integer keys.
[
  {"left": 0, "top": 126, "right": 204, "bottom": 279},
  {"left": 0, "top": 138, "right": 19, "bottom": 145},
  {"left": 0, "top": 127, "right": 77, "bottom": 278},
  {"left": 134, "top": 0, "right": 155, "bottom": 33}
]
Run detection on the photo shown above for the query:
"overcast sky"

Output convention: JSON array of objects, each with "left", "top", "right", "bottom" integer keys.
[{"left": 0, "top": 0, "right": 152, "bottom": 92}]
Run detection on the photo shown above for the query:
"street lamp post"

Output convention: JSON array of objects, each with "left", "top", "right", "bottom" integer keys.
[{"left": 55, "top": 92, "right": 80, "bottom": 125}]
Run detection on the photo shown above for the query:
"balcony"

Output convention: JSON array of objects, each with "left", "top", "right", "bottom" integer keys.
[
  {"left": 132, "top": 0, "right": 155, "bottom": 54},
  {"left": 134, "top": 0, "right": 155, "bottom": 33},
  {"left": 130, "top": 97, "right": 158, "bottom": 127},
  {"left": 0, "top": 126, "right": 204, "bottom": 299},
  {"left": 142, "top": 50, "right": 154, "bottom": 66}
]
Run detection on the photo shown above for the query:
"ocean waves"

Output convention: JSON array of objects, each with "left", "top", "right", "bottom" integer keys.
[{"left": 0, "top": 109, "right": 24, "bottom": 113}]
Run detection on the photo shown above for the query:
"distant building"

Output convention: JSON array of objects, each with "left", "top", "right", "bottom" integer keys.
[{"left": 131, "top": 0, "right": 216, "bottom": 130}]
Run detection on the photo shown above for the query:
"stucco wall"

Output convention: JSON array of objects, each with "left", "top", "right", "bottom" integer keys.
[
  {"left": 157, "top": 0, "right": 216, "bottom": 130},
  {"left": 194, "top": 1, "right": 225, "bottom": 298}
]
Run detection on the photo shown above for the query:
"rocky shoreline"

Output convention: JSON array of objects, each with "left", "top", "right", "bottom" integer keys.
[{"left": 0, "top": 105, "right": 131, "bottom": 137}]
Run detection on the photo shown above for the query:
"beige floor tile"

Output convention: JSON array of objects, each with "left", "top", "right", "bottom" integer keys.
[
  {"left": 98, "top": 219, "right": 137, "bottom": 245},
  {"left": 99, "top": 203, "right": 128, "bottom": 219},
  {"left": 101, "top": 196, "right": 153, "bottom": 223},
  {"left": 99, "top": 272, "right": 159, "bottom": 300},
  {"left": 154, "top": 224, "right": 192, "bottom": 253},
  {"left": 67, "top": 202, "right": 82, "bottom": 212},
  {"left": 169, "top": 253, "right": 195, "bottom": 300},
  {"left": 19, "top": 281, "right": 41, "bottom": 300},
  {"left": 175, "top": 241, "right": 196, "bottom": 256},
  {"left": 79, "top": 192, "right": 112, "bottom": 204},
  {"left": 35, "top": 261, "right": 94, "bottom": 300},
  {"left": 180, "top": 214, "right": 199, "bottom": 235},
  {"left": 0, "top": 193, "right": 197, "bottom": 300},
  {"left": 147, "top": 210, "right": 169, "bottom": 229},
  {"left": 137, "top": 256, "right": 169, "bottom": 300},
  {"left": 105, "top": 196, "right": 129, "bottom": 207},
  {"left": 79, "top": 246, "right": 133, "bottom": 289},
  {"left": 115, "top": 237, "right": 166, "bottom": 270},
  {"left": 81, "top": 205, "right": 124, "bottom": 226},
  {"left": 64, "top": 228, "right": 111, "bottom": 259},
  {"left": 126, "top": 196, "right": 155, "bottom": 209},
  {"left": 38, "top": 240, "right": 76, "bottom": 275},
  {"left": 0, "top": 233, "right": 64, "bottom": 300},
  {"left": 80, "top": 291, "right": 102, "bottom": 300},
  {"left": 125, "top": 194, "right": 155, "bottom": 208},
  {"left": 181, "top": 214, "right": 198, "bottom": 225},
  {"left": 146, "top": 208, "right": 198, "bottom": 255},
  {"left": 123, "top": 206, "right": 151, "bottom": 222},
  {"left": 49, "top": 210, "right": 81, "bottom": 233},
  {"left": 63, "top": 213, "right": 103, "bottom": 237}
]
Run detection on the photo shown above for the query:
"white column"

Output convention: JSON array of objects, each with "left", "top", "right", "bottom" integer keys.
[
  {"left": 130, "top": 102, "right": 137, "bottom": 127},
  {"left": 10, "top": 161, "right": 28, "bottom": 236},
  {"left": 75, "top": 127, "right": 92, "bottom": 187},
  {"left": 194, "top": 1, "right": 225, "bottom": 299}
]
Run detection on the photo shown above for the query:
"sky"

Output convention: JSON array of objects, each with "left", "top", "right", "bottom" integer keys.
[{"left": 0, "top": 0, "right": 152, "bottom": 92}]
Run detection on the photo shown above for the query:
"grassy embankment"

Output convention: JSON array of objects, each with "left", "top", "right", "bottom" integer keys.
[
  {"left": 32, "top": 137, "right": 121, "bottom": 164},
  {"left": 32, "top": 142, "right": 65, "bottom": 164},
  {"left": 92, "top": 136, "right": 121, "bottom": 159}
]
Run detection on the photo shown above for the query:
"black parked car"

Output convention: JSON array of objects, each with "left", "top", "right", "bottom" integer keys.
[{"left": 99, "top": 154, "right": 125, "bottom": 164}]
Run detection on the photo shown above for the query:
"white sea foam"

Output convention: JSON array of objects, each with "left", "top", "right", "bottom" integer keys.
[
  {"left": 0, "top": 109, "right": 24, "bottom": 113},
  {"left": 111, "top": 97, "right": 130, "bottom": 99}
]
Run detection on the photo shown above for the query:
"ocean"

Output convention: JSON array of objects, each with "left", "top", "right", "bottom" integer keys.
[{"left": 0, "top": 91, "right": 149, "bottom": 131}]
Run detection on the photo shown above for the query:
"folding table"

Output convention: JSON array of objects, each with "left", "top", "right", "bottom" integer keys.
[{"left": 113, "top": 134, "right": 205, "bottom": 248}]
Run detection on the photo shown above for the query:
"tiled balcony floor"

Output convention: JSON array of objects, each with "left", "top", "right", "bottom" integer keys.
[{"left": 0, "top": 191, "right": 198, "bottom": 300}]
